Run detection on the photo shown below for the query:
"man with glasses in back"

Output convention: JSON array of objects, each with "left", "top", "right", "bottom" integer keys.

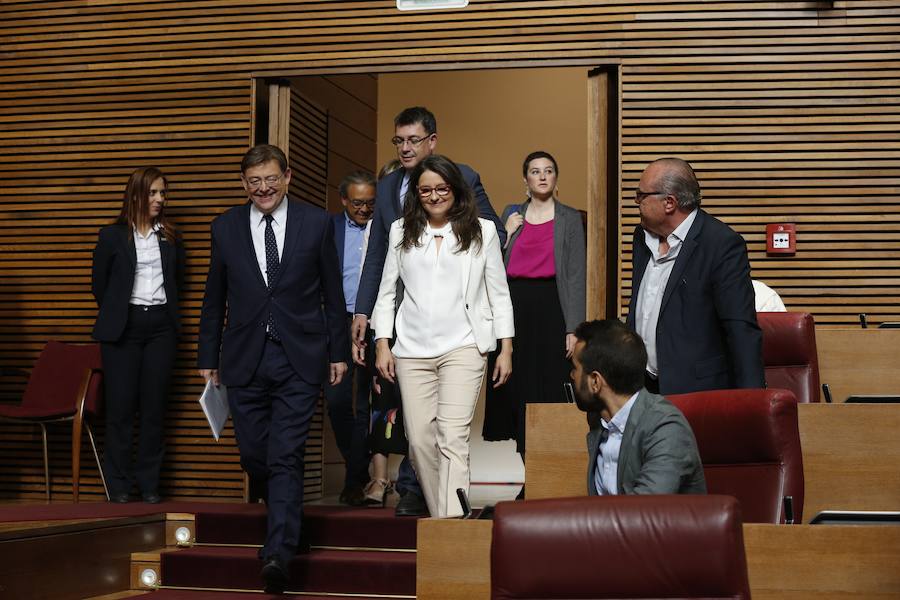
[
  {"left": 627, "top": 157, "right": 764, "bottom": 396},
  {"left": 351, "top": 106, "right": 505, "bottom": 517},
  {"left": 198, "top": 144, "right": 349, "bottom": 594},
  {"left": 326, "top": 171, "right": 377, "bottom": 507}
]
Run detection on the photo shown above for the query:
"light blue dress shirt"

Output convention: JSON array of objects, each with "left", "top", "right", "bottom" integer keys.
[
  {"left": 342, "top": 213, "right": 368, "bottom": 313},
  {"left": 594, "top": 392, "right": 639, "bottom": 495}
]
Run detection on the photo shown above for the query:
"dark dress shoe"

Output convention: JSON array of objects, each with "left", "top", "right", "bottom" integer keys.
[
  {"left": 109, "top": 492, "right": 130, "bottom": 504},
  {"left": 339, "top": 485, "right": 366, "bottom": 507},
  {"left": 394, "top": 491, "right": 428, "bottom": 517},
  {"left": 142, "top": 493, "right": 162, "bottom": 504},
  {"left": 261, "top": 556, "right": 289, "bottom": 594}
]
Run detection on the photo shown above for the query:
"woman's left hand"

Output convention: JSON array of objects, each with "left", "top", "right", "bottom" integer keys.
[
  {"left": 565, "top": 333, "right": 577, "bottom": 359},
  {"left": 492, "top": 348, "right": 513, "bottom": 388}
]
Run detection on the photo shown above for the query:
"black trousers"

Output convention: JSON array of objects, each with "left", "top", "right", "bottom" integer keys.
[
  {"left": 228, "top": 339, "right": 319, "bottom": 563},
  {"left": 100, "top": 304, "right": 176, "bottom": 496},
  {"left": 323, "top": 356, "right": 371, "bottom": 489}
]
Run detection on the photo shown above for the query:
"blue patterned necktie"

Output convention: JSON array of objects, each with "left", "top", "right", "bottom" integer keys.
[{"left": 263, "top": 213, "right": 280, "bottom": 342}]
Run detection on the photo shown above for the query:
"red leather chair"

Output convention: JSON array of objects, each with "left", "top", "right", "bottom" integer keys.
[
  {"left": 758, "top": 311, "right": 820, "bottom": 402},
  {"left": 669, "top": 388, "right": 804, "bottom": 523},
  {"left": 491, "top": 495, "right": 750, "bottom": 600},
  {"left": 0, "top": 341, "right": 108, "bottom": 502}
]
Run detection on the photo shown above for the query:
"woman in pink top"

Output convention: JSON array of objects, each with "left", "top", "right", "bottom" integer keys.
[{"left": 482, "top": 151, "right": 587, "bottom": 499}]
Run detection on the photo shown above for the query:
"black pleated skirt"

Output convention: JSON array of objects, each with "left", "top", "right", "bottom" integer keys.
[{"left": 482, "top": 277, "right": 571, "bottom": 454}]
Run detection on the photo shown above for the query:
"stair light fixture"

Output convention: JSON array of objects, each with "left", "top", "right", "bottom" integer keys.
[
  {"left": 174, "top": 526, "right": 193, "bottom": 546},
  {"left": 140, "top": 568, "right": 160, "bottom": 588}
]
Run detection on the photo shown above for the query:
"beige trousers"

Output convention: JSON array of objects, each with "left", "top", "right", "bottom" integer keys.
[{"left": 395, "top": 344, "right": 486, "bottom": 518}]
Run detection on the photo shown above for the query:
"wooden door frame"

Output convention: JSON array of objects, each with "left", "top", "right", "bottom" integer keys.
[{"left": 253, "top": 58, "right": 622, "bottom": 318}]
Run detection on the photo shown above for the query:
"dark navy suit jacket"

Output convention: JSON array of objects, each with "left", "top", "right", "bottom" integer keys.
[
  {"left": 354, "top": 163, "right": 504, "bottom": 317},
  {"left": 91, "top": 223, "right": 184, "bottom": 342},
  {"left": 198, "top": 199, "right": 349, "bottom": 387},
  {"left": 626, "top": 209, "right": 764, "bottom": 395}
]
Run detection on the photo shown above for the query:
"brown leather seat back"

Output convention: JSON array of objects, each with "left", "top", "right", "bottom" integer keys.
[
  {"left": 490, "top": 494, "right": 750, "bottom": 599},
  {"left": 670, "top": 388, "right": 804, "bottom": 523},
  {"left": 758, "top": 311, "right": 820, "bottom": 402}
]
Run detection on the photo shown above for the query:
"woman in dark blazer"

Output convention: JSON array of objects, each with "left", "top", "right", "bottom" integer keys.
[
  {"left": 92, "top": 167, "right": 184, "bottom": 503},
  {"left": 483, "top": 151, "right": 586, "bottom": 495}
]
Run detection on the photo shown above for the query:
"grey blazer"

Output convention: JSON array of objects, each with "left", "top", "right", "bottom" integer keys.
[
  {"left": 586, "top": 389, "right": 707, "bottom": 496},
  {"left": 502, "top": 200, "right": 586, "bottom": 332}
]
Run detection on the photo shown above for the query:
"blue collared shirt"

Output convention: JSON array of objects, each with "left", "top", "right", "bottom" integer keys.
[
  {"left": 594, "top": 392, "right": 639, "bottom": 495},
  {"left": 342, "top": 212, "right": 368, "bottom": 312}
]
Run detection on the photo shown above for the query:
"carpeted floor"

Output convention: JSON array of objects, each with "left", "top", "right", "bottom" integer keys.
[{"left": 1, "top": 500, "right": 421, "bottom": 596}]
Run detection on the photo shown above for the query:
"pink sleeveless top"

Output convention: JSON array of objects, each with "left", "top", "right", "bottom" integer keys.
[{"left": 506, "top": 220, "right": 555, "bottom": 278}]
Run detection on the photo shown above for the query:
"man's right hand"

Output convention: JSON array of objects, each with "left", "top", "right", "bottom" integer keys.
[
  {"left": 199, "top": 369, "right": 220, "bottom": 387},
  {"left": 351, "top": 314, "right": 369, "bottom": 366}
]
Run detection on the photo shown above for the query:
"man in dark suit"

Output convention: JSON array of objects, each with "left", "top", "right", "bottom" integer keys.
[
  {"left": 350, "top": 106, "right": 505, "bottom": 516},
  {"left": 198, "top": 144, "right": 348, "bottom": 594},
  {"left": 570, "top": 319, "right": 706, "bottom": 496},
  {"left": 326, "top": 170, "right": 376, "bottom": 506},
  {"left": 627, "top": 157, "right": 764, "bottom": 395}
]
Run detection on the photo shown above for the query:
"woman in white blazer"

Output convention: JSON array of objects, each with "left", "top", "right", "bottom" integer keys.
[{"left": 372, "top": 155, "right": 514, "bottom": 517}]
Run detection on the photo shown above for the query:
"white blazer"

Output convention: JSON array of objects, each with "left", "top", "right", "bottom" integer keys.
[{"left": 372, "top": 217, "right": 514, "bottom": 354}]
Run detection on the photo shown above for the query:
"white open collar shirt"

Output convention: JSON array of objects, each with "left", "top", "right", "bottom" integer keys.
[
  {"left": 130, "top": 223, "right": 167, "bottom": 305},
  {"left": 391, "top": 223, "right": 476, "bottom": 358},
  {"left": 635, "top": 209, "right": 698, "bottom": 376}
]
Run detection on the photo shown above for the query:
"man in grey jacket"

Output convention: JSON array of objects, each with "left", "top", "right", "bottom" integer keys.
[{"left": 570, "top": 319, "right": 706, "bottom": 496}]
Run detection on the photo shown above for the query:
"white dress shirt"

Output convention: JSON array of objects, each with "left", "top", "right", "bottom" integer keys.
[
  {"left": 130, "top": 224, "right": 167, "bottom": 305},
  {"left": 635, "top": 209, "right": 698, "bottom": 376},
  {"left": 249, "top": 196, "right": 287, "bottom": 286},
  {"left": 594, "top": 392, "right": 638, "bottom": 495},
  {"left": 753, "top": 280, "right": 787, "bottom": 312},
  {"left": 391, "top": 223, "right": 476, "bottom": 359}
]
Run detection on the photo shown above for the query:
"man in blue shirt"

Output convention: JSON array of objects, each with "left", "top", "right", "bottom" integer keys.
[{"left": 327, "top": 171, "right": 376, "bottom": 506}]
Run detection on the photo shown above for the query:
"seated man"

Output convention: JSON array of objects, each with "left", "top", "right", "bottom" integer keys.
[{"left": 571, "top": 319, "right": 706, "bottom": 495}]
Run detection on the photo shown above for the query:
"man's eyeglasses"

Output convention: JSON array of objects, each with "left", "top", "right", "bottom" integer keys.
[
  {"left": 635, "top": 189, "right": 663, "bottom": 202},
  {"left": 391, "top": 134, "right": 433, "bottom": 148},
  {"left": 418, "top": 184, "right": 452, "bottom": 199},
  {"left": 246, "top": 174, "right": 284, "bottom": 189},
  {"left": 350, "top": 199, "right": 376, "bottom": 209}
]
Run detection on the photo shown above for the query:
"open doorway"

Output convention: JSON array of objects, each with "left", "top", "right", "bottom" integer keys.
[{"left": 255, "top": 64, "right": 620, "bottom": 497}]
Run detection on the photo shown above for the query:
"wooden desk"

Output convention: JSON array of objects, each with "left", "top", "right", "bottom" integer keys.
[
  {"left": 524, "top": 403, "right": 900, "bottom": 522},
  {"left": 799, "top": 403, "right": 900, "bottom": 520},
  {"left": 817, "top": 328, "right": 900, "bottom": 402},
  {"left": 417, "top": 520, "right": 900, "bottom": 599},
  {"left": 524, "top": 402, "right": 587, "bottom": 501}
]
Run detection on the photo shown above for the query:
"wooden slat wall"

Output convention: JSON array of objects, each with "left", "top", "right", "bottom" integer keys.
[
  {"left": 289, "top": 75, "right": 377, "bottom": 494},
  {"left": 286, "top": 89, "right": 330, "bottom": 501},
  {"left": 0, "top": 69, "right": 252, "bottom": 500},
  {"left": 291, "top": 75, "right": 378, "bottom": 212},
  {"left": 0, "top": 0, "right": 896, "bottom": 500}
]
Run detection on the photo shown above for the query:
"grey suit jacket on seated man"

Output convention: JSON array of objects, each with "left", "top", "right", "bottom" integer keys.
[{"left": 587, "top": 388, "right": 706, "bottom": 495}]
